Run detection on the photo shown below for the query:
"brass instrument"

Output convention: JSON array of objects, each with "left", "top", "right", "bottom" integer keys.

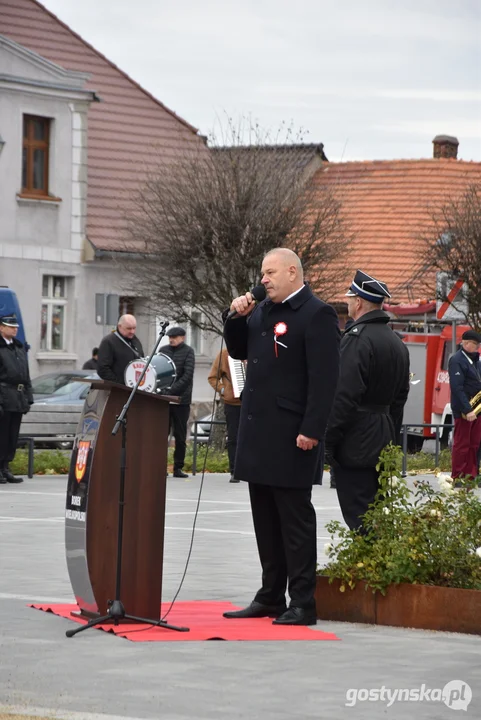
[{"left": 462, "top": 391, "right": 481, "bottom": 419}]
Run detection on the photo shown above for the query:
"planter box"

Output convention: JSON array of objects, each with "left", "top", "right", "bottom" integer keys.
[{"left": 316, "top": 575, "right": 481, "bottom": 635}]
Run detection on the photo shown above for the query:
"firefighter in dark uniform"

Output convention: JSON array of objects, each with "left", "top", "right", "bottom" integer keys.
[
  {"left": 222, "top": 248, "right": 340, "bottom": 626},
  {"left": 325, "top": 270, "right": 410, "bottom": 532},
  {"left": 0, "top": 314, "right": 34, "bottom": 484},
  {"left": 448, "top": 329, "right": 481, "bottom": 481}
]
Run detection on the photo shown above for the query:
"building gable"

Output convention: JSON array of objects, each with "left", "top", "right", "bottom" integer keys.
[
  {"left": 0, "top": 0, "right": 204, "bottom": 251},
  {"left": 0, "top": 33, "right": 91, "bottom": 92}
]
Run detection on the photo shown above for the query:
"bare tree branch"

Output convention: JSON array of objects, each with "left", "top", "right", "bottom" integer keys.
[
  {"left": 417, "top": 184, "right": 481, "bottom": 329},
  {"left": 118, "top": 123, "right": 353, "bottom": 334}
]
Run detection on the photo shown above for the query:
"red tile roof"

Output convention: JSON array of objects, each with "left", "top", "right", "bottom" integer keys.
[
  {"left": 0, "top": 0, "right": 203, "bottom": 251},
  {"left": 312, "top": 158, "right": 481, "bottom": 303}
]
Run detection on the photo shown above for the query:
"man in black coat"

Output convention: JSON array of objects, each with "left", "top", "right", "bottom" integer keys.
[
  {"left": 160, "top": 327, "right": 195, "bottom": 478},
  {"left": 448, "top": 329, "right": 481, "bottom": 481},
  {"left": 326, "top": 270, "right": 410, "bottom": 532},
  {"left": 223, "top": 248, "right": 340, "bottom": 626},
  {"left": 0, "top": 314, "right": 34, "bottom": 484},
  {"left": 97, "top": 315, "right": 144, "bottom": 385}
]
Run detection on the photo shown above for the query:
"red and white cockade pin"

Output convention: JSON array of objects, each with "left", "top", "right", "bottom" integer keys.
[{"left": 273, "top": 322, "right": 288, "bottom": 357}]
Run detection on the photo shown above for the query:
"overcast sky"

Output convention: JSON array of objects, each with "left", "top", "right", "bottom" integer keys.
[{"left": 41, "top": 0, "right": 481, "bottom": 162}]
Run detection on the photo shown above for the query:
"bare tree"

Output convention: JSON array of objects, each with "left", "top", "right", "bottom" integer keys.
[
  {"left": 418, "top": 184, "right": 481, "bottom": 329},
  {"left": 120, "top": 125, "right": 352, "bottom": 334}
]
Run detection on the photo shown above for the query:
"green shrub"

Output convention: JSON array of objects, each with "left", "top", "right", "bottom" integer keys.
[
  {"left": 406, "top": 448, "right": 451, "bottom": 473},
  {"left": 321, "top": 444, "right": 481, "bottom": 593},
  {"left": 10, "top": 449, "right": 71, "bottom": 475},
  {"left": 10, "top": 442, "right": 453, "bottom": 478},
  {"left": 167, "top": 445, "right": 229, "bottom": 473},
  {"left": 10, "top": 445, "right": 230, "bottom": 476}
]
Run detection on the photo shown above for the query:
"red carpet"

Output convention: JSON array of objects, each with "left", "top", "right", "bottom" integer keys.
[{"left": 31, "top": 601, "right": 339, "bottom": 642}]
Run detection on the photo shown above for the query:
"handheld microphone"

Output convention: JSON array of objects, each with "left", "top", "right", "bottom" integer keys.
[{"left": 225, "top": 284, "right": 267, "bottom": 321}]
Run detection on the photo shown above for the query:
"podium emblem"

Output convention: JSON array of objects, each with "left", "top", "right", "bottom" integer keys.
[{"left": 75, "top": 440, "right": 91, "bottom": 482}]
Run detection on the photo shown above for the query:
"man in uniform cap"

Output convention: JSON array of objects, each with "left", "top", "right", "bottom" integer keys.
[
  {"left": 448, "top": 329, "right": 481, "bottom": 481},
  {"left": 161, "top": 327, "right": 195, "bottom": 478},
  {"left": 326, "top": 270, "right": 410, "bottom": 531},
  {"left": 0, "top": 314, "right": 34, "bottom": 484}
]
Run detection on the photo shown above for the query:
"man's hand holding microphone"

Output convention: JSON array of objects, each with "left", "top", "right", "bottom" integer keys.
[{"left": 226, "top": 285, "right": 266, "bottom": 321}]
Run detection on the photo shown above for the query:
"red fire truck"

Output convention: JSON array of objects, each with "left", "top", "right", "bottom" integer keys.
[{"left": 387, "top": 302, "right": 468, "bottom": 451}]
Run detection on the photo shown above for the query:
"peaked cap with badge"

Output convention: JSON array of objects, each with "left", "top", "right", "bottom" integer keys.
[
  {"left": 346, "top": 270, "right": 391, "bottom": 304},
  {"left": 0, "top": 314, "right": 20, "bottom": 327}
]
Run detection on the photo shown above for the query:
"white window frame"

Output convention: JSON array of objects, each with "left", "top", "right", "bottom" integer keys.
[
  {"left": 41, "top": 275, "right": 69, "bottom": 351},
  {"left": 187, "top": 310, "right": 204, "bottom": 355}
]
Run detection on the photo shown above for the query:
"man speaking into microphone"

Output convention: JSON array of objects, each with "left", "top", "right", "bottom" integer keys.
[{"left": 223, "top": 248, "right": 340, "bottom": 625}]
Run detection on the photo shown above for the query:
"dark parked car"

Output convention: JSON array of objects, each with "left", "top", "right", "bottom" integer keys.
[
  {"left": 32, "top": 373, "right": 99, "bottom": 405},
  {"left": 190, "top": 413, "right": 228, "bottom": 444},
  {"left": 27, "top": 372, "right": 99, "bottom": 448},
  {"left": 190, "top": 413, "right": 213, "bottom": 444},
  {"left": 31, "top": 370, "right": 94, "bottom": 401}
]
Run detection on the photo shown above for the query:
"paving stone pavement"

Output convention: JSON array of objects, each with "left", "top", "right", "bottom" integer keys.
[{"left": 0, "top": 472, "right": 479, "bottom": 720}]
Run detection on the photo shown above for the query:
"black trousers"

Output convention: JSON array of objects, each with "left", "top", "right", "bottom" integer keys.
[
  {"left": 224, "top": 403, "right": 241, "bottom": 474},
  {"left": 0, "top": 411, "right": 23, "bottom": 469},
  {"left": 249, "top": 483, "right": 317, "bottom": 610},
  {"left": 169, "top": 404, "right": 190, "bottom": 471},
  {"left": 335, "top": 465, "right": 380, "bottom": 532}
]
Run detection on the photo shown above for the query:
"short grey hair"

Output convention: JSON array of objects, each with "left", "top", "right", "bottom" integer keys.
[{"left": 263, "top": 247, "right": 303, "bottom": 275}]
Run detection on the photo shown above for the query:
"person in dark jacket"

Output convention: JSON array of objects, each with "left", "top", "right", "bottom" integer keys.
[
  {"left": 82, "top": 347, "right": 98, "bottom": 370},
  {"left": 222, "top": 248, "right": 340, "bottom": 626},
  {"left": 448, "top": 329, "right": 481, "bottom": 481},
  {"left": 160, "top": 327, "right": 195, "bottom": 478},
  {"left": 0, "top": 314, "right": 34, "bottom": 484},
  {"left": 327, "top": 317, "right": 356, "bottom": 490},
  {"left": 97, "top": 315, "right": 144, "bottom": 385},
  {"left": 325, "top": 270, "right": 410, "bottom": 532}
]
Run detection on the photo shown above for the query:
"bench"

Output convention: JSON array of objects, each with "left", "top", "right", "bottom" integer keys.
[{"left": 18, "top": 403, "right": 82, "bottom": 478}]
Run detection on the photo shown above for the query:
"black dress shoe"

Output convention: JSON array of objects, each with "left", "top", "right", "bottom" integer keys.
[
  {"left": 173, "top": 469, "right": 188, "bottom": 478},
  {"left": 229, "top": 474, "right": 240, "bottom": 483},
  {"left": 223, "top": 600, "right": 287, "bottom": 619},
  {"left": 2, "top": 468, "right": 23, "bottom": 483},
  {"left": 0, "top": 471, "right": 7, "bottom": 484},
  {"left": 272, "top": 607, "right": 317, "bottom": 626}
]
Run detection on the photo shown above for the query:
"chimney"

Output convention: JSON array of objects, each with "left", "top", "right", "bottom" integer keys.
[{"left": 432, "top": 135, "right": 459, "bottom": 159}]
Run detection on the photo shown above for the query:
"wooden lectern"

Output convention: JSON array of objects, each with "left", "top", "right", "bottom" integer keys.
[{"left": 65, "top": 380, "right": 176, "bottom": 621}]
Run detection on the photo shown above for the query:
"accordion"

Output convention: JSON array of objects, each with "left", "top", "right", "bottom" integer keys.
[{"left": 227, "top": 356, "right": 246, "bottom": 398}]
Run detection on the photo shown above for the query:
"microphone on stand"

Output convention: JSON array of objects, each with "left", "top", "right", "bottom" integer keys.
[{"left": 225, "top": 284, "right": 267, "bottom": 321}]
